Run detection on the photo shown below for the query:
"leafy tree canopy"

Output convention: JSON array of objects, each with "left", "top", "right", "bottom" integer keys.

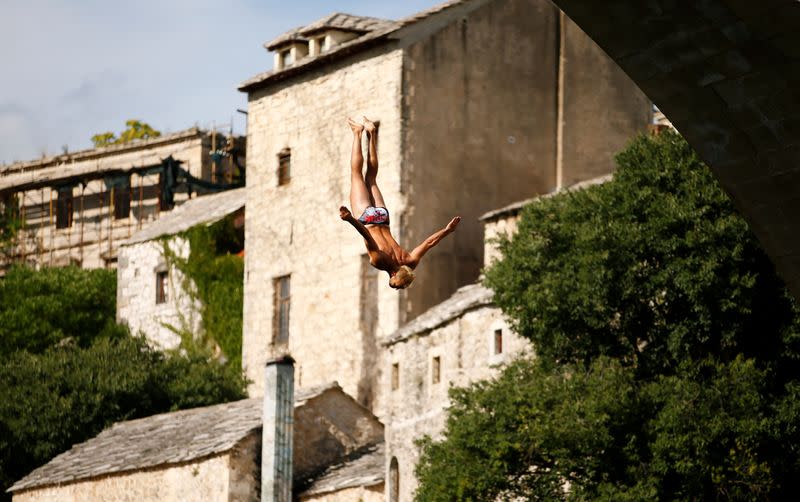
[
  {"left": 0, "top": 266, "right": 127, "bottom": 356},
  {"left": 91, "top": 120, "right": 161, "bottom": 148},
  {"left": 416, "top": 131, "right": 800, "bottom": 500},
  {"left": 0, "top": 336, "right": 247, "bottom": 495},
  {"left": 0, "top": 266, "right": 247, "bottom": 499}
]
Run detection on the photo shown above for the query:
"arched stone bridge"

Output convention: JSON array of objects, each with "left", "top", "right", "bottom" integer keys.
[{"left": 549, "top": 0, "right": 800, "bottom": 297}]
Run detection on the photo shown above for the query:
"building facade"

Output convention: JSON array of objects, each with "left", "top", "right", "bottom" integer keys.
[
  {"left": 116, "top": 188, "right": 246, "bottom": 349},
  {"left": 239, "top": 0, "right": 651, "bottom": 403},
  {"left": 0, "top": 128, "right": 244, "bottom": 272}
]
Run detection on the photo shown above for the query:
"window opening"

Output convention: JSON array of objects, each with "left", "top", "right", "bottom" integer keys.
[
  {"left": 277, "top": 149, "right": 291, "bottom": 186},
  {"left": 56, "top": 187, "right": 73, "bottom": 229},
  {"left": 156, "top": 271, "right": 168, "bottom": 304},
  {"left": 432, "top": 356, "right": 441, "bottom": 384},
  {"left": 274, "top": 275, "right": 291, "bottom": 343},
  {"left": 494, "top": 328, "right": 503, "bottom": 355},
  {"left": 391, "top": 363, "right": 400, "bottom": 391}
]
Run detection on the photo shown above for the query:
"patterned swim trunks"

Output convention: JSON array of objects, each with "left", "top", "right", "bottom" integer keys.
[{"left": 358, "top": 206, "right": 390, "bottom": 226}]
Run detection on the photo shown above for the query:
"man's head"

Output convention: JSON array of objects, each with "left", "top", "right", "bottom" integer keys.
[{"left": 389, "top": 265, "right": 415, "bottom": 289}]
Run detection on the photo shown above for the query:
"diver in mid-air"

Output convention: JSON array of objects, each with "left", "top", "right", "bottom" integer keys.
[{"left": 339, "top": 116, "right": 460, "bottom": 289}]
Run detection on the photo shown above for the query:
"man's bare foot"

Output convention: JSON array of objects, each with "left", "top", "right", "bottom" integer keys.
[
  {"left": 347, "top": 118, "right": 363, "bottom": 135},
  {"left": 362, "top": 116, "right": 379, "bottom": 135},
  {"left": 340, "top": 206, "right": 353, "bottom": 220}
]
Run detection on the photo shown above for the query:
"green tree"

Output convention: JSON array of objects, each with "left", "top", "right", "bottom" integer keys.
[
  {"left": 416, "top": 131, "right": 800, "bottom": 500},
  {"left": 0, "top": 266, "right": 127, "bottom": 356},
  {"left": 0, "top": 266, "right": 247, "bottom": 498},
  {"left": 91, "top": 120, "right": 161, "bottom": 147},
  {"left": 0, "top": 336, "right": 247, "bottom": 496}
]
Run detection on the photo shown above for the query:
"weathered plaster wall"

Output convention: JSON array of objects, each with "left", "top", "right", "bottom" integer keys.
[
  {"left": 482, "top": 213, "right": 522, "bottom": 268},
  {"left": 243, "top": 48, "right": 404, "bottom": 400},
  {"left": 299, "top": 484, "right": 384, "bottom": 502},
  {"left": 117, "top": 237, "right": 200, "bottom": 349},
  {"left": 559, "top": 16, "right": 652, "bottom": 187},
  {"left": 13, "top": 454, "right": 232, "bottom": 502},
  {"left": 383, "top": 306, "right": 531, "bottom": 501},
  {"left": 401, "top": 0, "right": 559, "bottom": 322},
  {"left": 228, "top": 433, "right": 260, "bottom": 502}
]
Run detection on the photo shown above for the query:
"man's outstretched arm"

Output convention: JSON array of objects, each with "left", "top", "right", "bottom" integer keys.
[
  {"left": 408, "top": 216, "right": 461, "bottom": 267},
  {"left": 340, "top": 206, "right": 379, "bottom": 251}
]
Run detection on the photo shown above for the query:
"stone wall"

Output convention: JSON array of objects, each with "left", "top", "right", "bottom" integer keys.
[
  {"left": 242, "top": 47, "right": 405, "bottom": 400},
  {"left": 116, "top": 237, "right": 200, "bottom": 349},
  {"left": 383, "top": 305, "right": 531, "bottom": 501},
  {"left": 300, "top": 484, "right": 384, "bottom": 502},
  {"left": 401, "top": 0, "right": 650, "bottom": 323},
  {"left": 13, "top": 454, "right": 233, "bottom": 502}
]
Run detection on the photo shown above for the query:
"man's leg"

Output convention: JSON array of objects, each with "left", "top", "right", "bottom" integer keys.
[
  {"left": 348, "top": 118, "right": 372, "bottom": 217},
  {"left": 363, "top": 117, "right": 387, "bottom": 208}
]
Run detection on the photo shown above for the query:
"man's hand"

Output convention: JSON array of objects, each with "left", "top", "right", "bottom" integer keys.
[
  {"left": 340, "top": 206, "right": 353, "bottom": 220},
  {"left": 446, "top": 216, "right": 461, "bottom": 233}
]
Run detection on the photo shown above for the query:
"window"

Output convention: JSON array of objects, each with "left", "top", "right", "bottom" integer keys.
[
  {"left": 280, "top": 49, "right": 293, "bottom": 67},
  {"left": 432, "top": 356, "right": 441, "bottom": 384},
  {"left": 274, "top": 275, "right": 291, "bottom": 343},
  {"left": 277, "top": 149, "right": 291, "bottom": 186},
  {"left": 158, "top": 172, "right": 174, "bottom": 211},
  {"left": 156, "top": 271, "right": 168, "bottom": 304},
  {"left": 113, "top": 177, "right": 131, "bottom": 219},
  {"left": 316, "top": 36, "right": 326, "bottom": 52},
  {"left": 391, "top": 363, "right": 400, "bottom": 391},
  {"left": 56, "top": 186, "right": 73, "bottom": 229},
  {"left": 389, "top": 457, "right": 399, "bottom": 502},
  {"left": 494, "top": 328, "right": 503, "bottom": 355}
]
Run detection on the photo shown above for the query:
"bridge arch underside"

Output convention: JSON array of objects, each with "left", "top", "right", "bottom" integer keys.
[{"left": 549, "top": 0, "right": 800, "bottom": 297}]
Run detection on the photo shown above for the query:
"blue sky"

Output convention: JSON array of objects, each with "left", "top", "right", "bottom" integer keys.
[{"left": 0, "top": 0, "right": 440, "bottom": 164}]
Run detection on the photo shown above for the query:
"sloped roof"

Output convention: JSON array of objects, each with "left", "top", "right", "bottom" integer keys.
[
  {"left": 240, "top": 0, "right": 475, "bottom": 92},
  {"left": 479, "top": 174, "right": 613, "bottom": 222},
  {"left": 9, "top": 383, "right": 339, "bottom": 493},
  {"left": 122, "top": 187, "right": 245, "bottom": 245},
  {"left": 265, "top": 13, "right": 393, "bottom": 50},
  {"left": 298, "top": 442, "right": 385, "bottom": 497},
  {"left": 384, "top": 283, "right": 494, "bottom": 345}
]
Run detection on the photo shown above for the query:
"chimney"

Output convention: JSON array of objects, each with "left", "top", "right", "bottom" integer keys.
[{"left": 262, "top": 355, "right": 295, "bottom": 502}]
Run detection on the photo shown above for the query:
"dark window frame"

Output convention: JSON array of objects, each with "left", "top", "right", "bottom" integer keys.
[
  {"left": 277, "top": 148, "right": 291, "bottom": 186},
  {"left": 494, "top": 328, "right": 503, "bottom": 355},
  {"left": 274, "top": 275, "right": 291, "bottom": 344},
  {"left": 113, "top": 177, "right": 131, "bottom": 220},
  {"left": 156, "top": 271, "right": 168, "bottom": 304},
  {"left": 56, "top": 186, "right": 74, "bottom": 229}
]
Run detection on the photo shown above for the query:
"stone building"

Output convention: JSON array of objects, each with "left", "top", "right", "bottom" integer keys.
[
  {"left": 239, "top": 0, "right": 651, "bottom": 403},
  {"left": 116, "top": 188, "right": 245, "bottom": 349},
  {"left": 0, "top": 128, "right": 244, "bottom": 272},
  {"left": 9, "top": 382, "right": 384, "bottom": 502},
  {"left": 381, "top": 175, "right": 610, "bottom": 500}
]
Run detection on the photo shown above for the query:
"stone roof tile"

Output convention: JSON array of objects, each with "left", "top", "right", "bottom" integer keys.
[
  {"left": 298, "top": 443, "right": 385, "bottom": 497},
  {"left": 9, "top": 383, "right": 339, "bottom": 493},
  {"left": 122, "top": 187, "right": 245, "bottom": 245},
  {"left": 240, "top": 0, "right": 473, "bottom": 92},
  {"left": 384, "top": 283, "right": 494, "bottom": 345}
]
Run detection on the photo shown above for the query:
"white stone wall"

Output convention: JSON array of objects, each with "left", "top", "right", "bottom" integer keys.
[
  {"left": 300, "top": 484, "right": 384, "bottom": 502},
  {"left": 243, "top": 49, "right": 405, "bottom": 399},
  {"left": 482, "top": 214, "right": 522, "bottom": 269},
  {"left": 117, "top": 237, "right": 200, "bottom": 349},
  {"left": 13, "top": 454, "right": 232, "bottom": 502},
  {"left": 383, "top": 306, "right": 531, "bottom": 502}
]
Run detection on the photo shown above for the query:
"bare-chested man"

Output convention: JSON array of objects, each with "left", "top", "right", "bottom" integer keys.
[{"left": 340, "top": 117, "right": 460, "bottom": 289}]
